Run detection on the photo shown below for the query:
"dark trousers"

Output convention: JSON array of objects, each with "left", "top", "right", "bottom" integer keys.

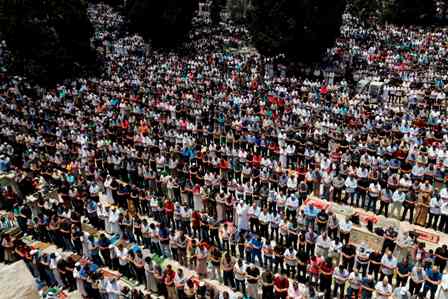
[
  {"left": 422, "top": 285, "right": 437, "bottom": 299},
  {"left": 395, "top": 275, "right": 408, "bottom": 287},
  {"left": 366, "top": 196, "right": 378, "bottom": 213},
  {"left": 252, "top": 250, "right": 263, "bottom": 266},
  {"left": 402, "top": 205, "right": 415, "bottom": 223},
  {"left": 409, "top": 280, "right": 422, "bottom": 296},
  {"left": 100, "top": 249, "right": 111, "bottom": 267},
  {"left": 235, "top": 279, "right": 246, "bottom": 295},
  {"left": 286, "top": 263, "right": 296, "bottom": 278},
  {"left": 343, "top": 257, "right": 355, "bottom": 271},
  {"left": 439, "top": 214, "right": 448, "bottom": 232},
  {"left": 333, "top": 282, "right": 345, "bottom": 299},
  {"left": 297, "top": 264, "right": 307, "bottom": 283},
  {"left": 368, "top": 266, "right": 380, "bottom": 282},
  {"left": 223, "top": 271, "right": 236, "bottom": 289},
  {"left": 328, "top": 227, "right": 338, "bottom": 240},
  {"left": 427, "top": 213, "right": 440, "bottom": 229},
  {"left": 333, "top": 188, "right": 342, "bottom": 202},
  {"left": 250, "top": 218, "right": 259, "bottom": 234},
  {"left": 306, "top": 243, "right": 315, "bottom": 257},
  {"left": 319, "top": 275, "right": 332, "bottom": 298},
  {"left": 340, "top": 232, "right": 350, "bottom": 244},
  {"left": 259, "top": 223, "right": 269, "bottom": 239},
  {"left": 119, "top": 264, "right": 130, "bottom": 278},
  {"left": 274, "top": 257, "right": 284, "bottom": 273},
  {"left": 378, "top": 201, "right": 390, "bottom": 217}
]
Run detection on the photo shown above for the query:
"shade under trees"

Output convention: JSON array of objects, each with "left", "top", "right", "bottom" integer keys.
[
  {"left": 210, "top": 0, "right": 226, "bottom": 25},
  {"left": 249, "top": 0, "right": 347, "bottom": 62},
  {"left": 383, "top": 0, "right": 435, "bottom": 24},
  {"left": 0, "top": 0, "right": 95, "bottom": 86},
  {"left": 226, "top": 0, "right": 252, "bottom": 24},
  {"left": 127, "top": 0, "right": 196, "bottom": 48},
  {"left": 348, "top": 0, "right": 380, "bottom": 23},
  {"left": 348, "top": 0, "right": 436, "bottom": 24}
]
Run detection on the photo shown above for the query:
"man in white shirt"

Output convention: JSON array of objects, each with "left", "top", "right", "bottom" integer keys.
[
  {"left": 174, "top": 268, "right": 187, "bottom": 297},
  {"left": 367, "top": 182, "right": 381, "bottom": 213},
  {"left": 247, "top": 203, "right": 260, "bottom": 234},
  {"left": 345, "top": 174, "right": 358, "bottom": 206},
  {"left": 381, "top": 250, "right": 397, "bottom": 283},
  {"left": 233, "top": 259, "right": 246, "bottom": 294},
  {"left": 375, "top": 277, "right": 392, "bottom": 299},
  {"left": 106, "top": 278, "right": 121, "bottom": 299},
  {"left": 428, "top": 195, "right": 441, "bottom": 230},
  {"left": 286, "top": 194, "right": 299, "bottom": 220},
  {"left": 258, "top": 208, "right": 270, "bottom": 239},
  {"left": 115, "top": 244, "right": 129, "bottom": 278},
  {"left": 284, "top": 246, "right": 297, "bottom": 278},
  {"left": 339, "top": 216, "right": 352, "bottom": 244},
  {"left": 347, "top": 268, "right": 362, "bottom": 299},
  {"left": 440, "top": 199, "right": 448, "bottom": 233},
  {"left": 391, "top": 190, "right": 406, "bottom": 219},
  {"left": 315, "top": 231, "right": 331, "bottom": 257}
]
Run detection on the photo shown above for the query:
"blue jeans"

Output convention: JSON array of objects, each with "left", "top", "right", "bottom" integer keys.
[
  {"left": 366, "top": 195, "right": 378, "bottom": 213},
  {"left": 251, "top": 251, "right": 263, "bottom": 266},
  {"left": 143, "top": 237, "right": 151, "bottom": 249}
]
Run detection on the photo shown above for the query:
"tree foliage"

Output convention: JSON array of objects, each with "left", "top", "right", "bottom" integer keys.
[
  {"left": 382, "top": 0, "right": 435, "bottom": 24},
  {"left": 210, "top": 0, "right": 226, "bottom": 25},
  {"left": 127, "top": 0, "right": 196, "bottom": 48},
  {"left": 227, "top": 0, "right": 252, "bottom": 24},
  {"left": 0, "top": 0, "right": 95, "bottom": 86},
  {"left": 249, "top": 0, "right": 347, "bottom": 62},
  {"left": 347, "top": 0, "right": 436, "bottom": 24},
  {"left": 348, "top": 0, "right": 380, "bottom": 22}
]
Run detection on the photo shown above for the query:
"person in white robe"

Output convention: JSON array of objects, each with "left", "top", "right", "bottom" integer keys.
[
  {"left": 106, "top": 278, "right": 121, "bottom": 299},
  {"left": 236, "top": 201, "right": 249, "bottom": 232},
  {"left": 108, "top": 207, "right": 120, "bottom": 235}
]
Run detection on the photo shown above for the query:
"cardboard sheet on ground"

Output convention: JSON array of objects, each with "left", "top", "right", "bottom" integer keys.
[
  {"left": 0, "top": 260, "right": 39, "bottom": 299},
  {"left": 349, "top": 226, "right": 384, "bottom": 252}
]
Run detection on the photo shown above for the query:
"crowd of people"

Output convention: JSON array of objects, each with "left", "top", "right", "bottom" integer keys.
[{"left": 1, "top": 1, "right": 448, "bottom": 299}]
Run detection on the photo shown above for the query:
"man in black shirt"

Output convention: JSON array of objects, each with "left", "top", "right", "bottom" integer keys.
[
  {"left": 435, "top": 245, "right": 448, "bottom": 273},
  {"left": 382, "top": 226, "right": 397, "bottom": 254},
  {"left": 402, "top": 189, "right": 416, "bottom": 223},
  {"left": 296, "top": 247, "right": 308, "bottom": 283},
  {"left": 368, "top": 250, "right": 382, "bottom": 281},
  {"left": 273, "top": 244, "right": 285, "bottom": 274},
  {"left": 361, "top": 274, "right": 375, "bottom": 299},
  {"left": 246, "top": 264, "right": 260, "bottom": 299},
  {"left": 316, "top": 209, "right": 329, "bottom": 234},
  {"left": 341, "top": 242, "right": 356, "bottom": 271}
]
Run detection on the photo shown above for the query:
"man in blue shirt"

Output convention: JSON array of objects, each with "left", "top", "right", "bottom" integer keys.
[
  {"left": 361, "top": 274, "right": 375, "bottom": 299},
  {"left": 250, "top": 235, "right": 263, "bottom": 266},
  {"left": 98, "top": 233, "right": 111, "bottom": 267},
  {"left": 422, "top": 265, "right": 442, "bottom": 299}
]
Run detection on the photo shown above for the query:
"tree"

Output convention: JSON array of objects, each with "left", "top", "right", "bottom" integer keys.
[
  {"left": 127, "top": 0, "right": 196, "bottom": 48},
  {"left": 210, "top": 0, "right": 226, "bottom": 25},
  {"left": 348, "top": 0, "right": 380, "bottom": 22},
  {"left": 227, "top": 0, "right": 252, "bottom": 23},
  {"left": 382, "top": 0, "right": 435, "bottom": 24},
  {"left": 249, "top": 0, "right": 347, "bottom": 62},
  {"left": 0, "top": 0, "right": 95, "bottom": 86}
]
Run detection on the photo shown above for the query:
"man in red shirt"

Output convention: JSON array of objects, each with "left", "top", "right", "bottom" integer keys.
[
  {"left": 164, "top": 264, "right": 176, "bottom": 299},
  {"left": 164, "top": 199, "right": 175, "bottom": 228},
  {"left": 274, "top": 270, "right": 289, "bottom": 299},
  {"left": 319, "top": 257, "right": 334, "bottom": 298},
  {"left": 192, "top": 210, "right": 201, "bottom": 239}
]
